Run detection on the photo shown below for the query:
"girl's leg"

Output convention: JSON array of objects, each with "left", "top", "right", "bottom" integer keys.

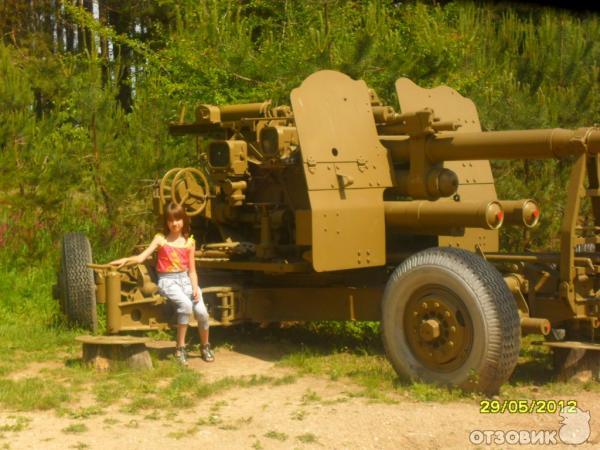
[
  {"left": 159, "top": 278, "right": 193, "bottom": 364},
  {"left": 176, "top": 324, "right": 188, "bottom": 348},
  {"left": 193, "top": 297, "right": 214, "bottom": 362},
  {"left": 199, "top": 327, "right": 209, "bottom": 346},
  {"left": 193, "top": 298, "right": 210, "bottom": 344}
]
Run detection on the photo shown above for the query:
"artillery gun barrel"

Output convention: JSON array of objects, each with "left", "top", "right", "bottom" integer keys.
[
  {"left": 381, "top": 128, "right": 600, "bottom": 163},
  {"left": 498, "top": 199, "right": 540, "bottom": 228},
  {"left": 384, "top": 200, "right": 504, "bottom": 230},
  {"left": 219, "top": 101, "right": 272, "bottom": 122}
]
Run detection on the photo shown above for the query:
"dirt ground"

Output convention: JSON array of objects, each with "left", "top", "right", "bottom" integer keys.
[{"left": 1, "top": 343, "right": 599, "bottom": 450}]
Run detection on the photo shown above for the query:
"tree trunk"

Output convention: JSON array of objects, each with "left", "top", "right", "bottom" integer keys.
[
  {"left": 82, "top": 0, "right": 94, "bottom": 55},
  {"left": 65, "top": 0, "right": 75, "bottom": 52},
  {"left": 108, "top": 3, "right": 133, "bottom": 112},
  {"left": 98, "top": 0, "right": 109, "bottom": 86},
  {"left": 55, "top": 0, "right": 64, "bottom": 53}
]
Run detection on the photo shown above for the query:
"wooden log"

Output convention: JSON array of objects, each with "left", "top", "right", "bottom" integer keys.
[{"left": 76, "top": 335, "right": 153, "bottom": 371}]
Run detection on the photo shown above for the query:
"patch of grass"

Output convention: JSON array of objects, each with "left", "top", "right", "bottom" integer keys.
[
  {"left": 238, "top": 416, "right": 253, "bottom": 425},
  {"left": 120, "top": 396, "right": 162, "bottom": 414},
  {"left": 147, "top": 329, "right": 173, "bottom": 341},
  {"left": 62, "top": 423, "right": 88, "bottom": 434},
  {"left": 218, "top": 416, "right": 253, "bottom": 431},
  {"left": 264, "top": 430, "right": 288, "bottom": 441},
  {"left": 164, "top": 410, "right": 180, "bottom": 420},
  {"left": 322, "top": 395, "right": 350, "bottom": 405},
  {"left": 271, "top": 374, "right": 298, "bottom": 385},
  {"left": 168, "top": 370, "right": 203, "bottom": 391},
  {"left": 509, "top": 335, "right": 554, "bottom": 386},
  {"left": 281, "top": 349, "right": 393, "bottom": 385},
  {"left": 223, "top": 321, "right": 381, "bottom": 351},
  {"left": 143, "top": 411, "right": 161, "bottom": 421},
  {"left": 210, "top": 400, "right": 228, "bottom": 412},
  {"left": 125, "top": 419, "right": 139, "bottom": 428},
  {"left": 167, "top": 429, "right": 190, "bottom": 440},
  {"left": 62, "top": 406, "right": 104, "bottom": 419},
  {"left": 297, "top": 432, "right": 319, "bottom": 444},
  {"left": 0, "top": 377, "right": 70, "bottom": 410},
  {"left": 90, "top": 362, "right": 192, "bottom": 411},
  {"left": 70, "top": 443, "right": 89, "bottom": 449},
  {"left": 407, "top": 383, "right": 466, "bottom": 402},
  {"left": 281, "top": 349, "right": 471, "bottom": 403},
  {"left": 93, "top": 380, "right": 123, "bottom": 405},
  {"left": 144, "top": 373, "right": 297, "bottom": 412},
  {"left": 0, "top": 263, "right": 81, "bottom": 366},
  {"left": 207, "top": 414, "right": 222, "bottom": 425},
  {"left": 0, "top": 365, "right": 16, "bottom": 377},
  {"left": 0, "top": 416, "right": 31, "bottom": 432},
  {"left": 301, "top": 389, "right": 321, "bottom": 404},
  {"left": 196, "top": 413, "right": 223, "bottom": 427},
  {"left": 251, "top": 440, "right": 263, "bottom": 450},
  {"left": 291, "top": 409, "right": 306, "bottom": 421},
  {"left": 237, "top": 374, "right": 297, "bottom": 388}
]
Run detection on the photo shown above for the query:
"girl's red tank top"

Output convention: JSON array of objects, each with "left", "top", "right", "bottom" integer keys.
[{"left": 155, "top": 234, "right": 195, "bottom": 273}]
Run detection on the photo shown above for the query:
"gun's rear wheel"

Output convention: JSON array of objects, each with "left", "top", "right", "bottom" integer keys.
[
  {"left": 58, "top": 233, "right": 97, "bottom": 333},
  {"left": 381, "top": 247, "right": 520, "bottom": 395}
]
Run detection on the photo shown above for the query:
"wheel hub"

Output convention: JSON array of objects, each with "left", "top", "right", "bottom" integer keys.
[
  {"left": 419, "top": 319, "right": 441, "bottom": 341},
  {"left": 404, "top": 290, "right": 472, "bottom": 371}
]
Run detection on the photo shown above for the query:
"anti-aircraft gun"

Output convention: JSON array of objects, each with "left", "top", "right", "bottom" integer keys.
[{"left": 56, "top": 70, "right": 600, "bottom": 394}]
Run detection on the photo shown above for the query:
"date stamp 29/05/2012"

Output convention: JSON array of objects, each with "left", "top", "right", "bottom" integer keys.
[{"left": 480, "top": 399, "right": 578, "bottom": 414}]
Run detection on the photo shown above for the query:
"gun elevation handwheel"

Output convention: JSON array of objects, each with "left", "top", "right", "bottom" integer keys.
[
  {"left": 171, "top": 167, "right": 210, "bottom": 216},
  {"left": 159, "top": 167, "right": 183, "bottom": 207}
]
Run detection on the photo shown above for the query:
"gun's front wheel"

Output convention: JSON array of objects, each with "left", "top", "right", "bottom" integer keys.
[{"left": 381, "top": 247, "right": 520, "bottom": 395}]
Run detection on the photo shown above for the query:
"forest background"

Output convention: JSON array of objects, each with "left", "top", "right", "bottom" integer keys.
[{"left": 0, "top": 0, "right": 598, "bottom": 338}]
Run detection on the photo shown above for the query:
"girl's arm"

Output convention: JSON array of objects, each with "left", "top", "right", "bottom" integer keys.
[
  {"left": 109, "top": 234, "right": 162, "bottom": 267},
  {"left": 188, "top": 240, "right": 200, "bottom": 301}
]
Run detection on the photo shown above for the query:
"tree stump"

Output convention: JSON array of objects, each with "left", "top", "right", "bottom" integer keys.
[
  {"left": 547, "top": 341, "right": 600, "bottom": 383},
  {"left": 76, "top": 335, "right": 153, "bottom": 371}
]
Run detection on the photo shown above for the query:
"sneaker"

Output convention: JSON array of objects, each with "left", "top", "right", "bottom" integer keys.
[
  {"left": 174, "top": 346, "right": 188, "bottom": 366},
  {"left": 201, "top": 344, "right": 215, "bottom": 362}
]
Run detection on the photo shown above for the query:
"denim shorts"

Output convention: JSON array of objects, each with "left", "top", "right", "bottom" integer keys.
[{"left": 157, "top": 272, "right": 209, "bottom": 329}]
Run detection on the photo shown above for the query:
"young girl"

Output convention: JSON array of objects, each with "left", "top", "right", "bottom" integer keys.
[{"left": 110, "top": 202, "right": 214, "bottom": 365}]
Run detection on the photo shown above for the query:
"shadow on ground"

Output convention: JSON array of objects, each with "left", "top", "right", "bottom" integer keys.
[
  {"left": 140, "top": 321, "right": 383, "bottom": 363},
  {"left": 212, "top": 321, "right": 383, "bottom": 359}
]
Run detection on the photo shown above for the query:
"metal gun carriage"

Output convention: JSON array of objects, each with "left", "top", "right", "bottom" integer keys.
[{"left": 56, "top": 70, "right": 600, "bottom": 394}]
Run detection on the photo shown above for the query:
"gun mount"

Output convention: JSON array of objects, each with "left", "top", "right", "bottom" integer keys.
[{"left": 58, "top": 70, "right": 600, "bottom": 394}]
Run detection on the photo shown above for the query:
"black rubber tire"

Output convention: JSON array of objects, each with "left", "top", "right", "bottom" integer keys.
[
  {"left": 381, "top": 247, "right": 521, "bottom": 395},
  {"left": 59, "top": 233, "right": 97, "bottom": 333}
]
